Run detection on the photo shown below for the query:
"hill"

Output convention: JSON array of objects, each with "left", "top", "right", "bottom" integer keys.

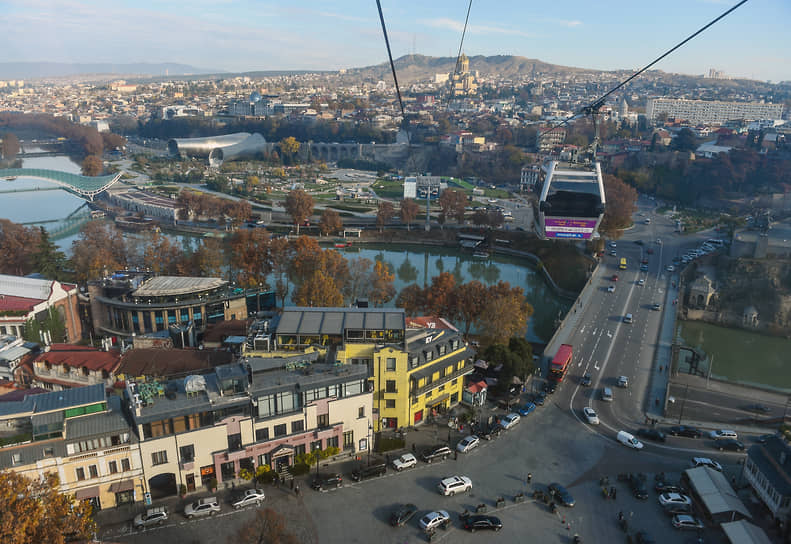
[{"left": 0, "top": 62, "right": 220, "bottom": 80}]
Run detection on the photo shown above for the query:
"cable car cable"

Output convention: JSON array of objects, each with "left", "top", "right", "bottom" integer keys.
[
  {"left": 375, "top": 0, "right": 405, "bottom": 118},
  {"left": 445, "top": 0, "right": 474, "bottom": 111}
]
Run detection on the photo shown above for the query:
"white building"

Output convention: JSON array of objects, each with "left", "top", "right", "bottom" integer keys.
[{"left": 646, "top": 98, "right": 783, "bottom": 125}]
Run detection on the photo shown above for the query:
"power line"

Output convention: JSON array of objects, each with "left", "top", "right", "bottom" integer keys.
[
  {"left": 375, "top": 0, "right": 405, "bottom": 117},
  {"left": 539, "top": 0, "right": 750, "bottom": 143}
]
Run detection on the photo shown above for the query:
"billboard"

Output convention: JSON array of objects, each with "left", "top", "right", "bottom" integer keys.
[{"left": 544, "top": 218, "right": 598, "bottom": 239}]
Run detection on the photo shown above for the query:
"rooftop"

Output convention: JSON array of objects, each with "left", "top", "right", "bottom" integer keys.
[
  {"left": 118, "top": 348, "right": 233, "bottom": 378},
  {"left": 0, "top": 294, "right": 43, "bottom": 313},
  {"left": 0, "top": 274, "right": 59, "bottom": 301},
  {"left": 747, "top": 436, "right": 791, "bottom": 496},
  {"left": 34, "top": 344, "right": 121, "bottom": 372},
  {"left": 277, "top": 307, "right": 405, "bottom": 336},
  {"left": 132, "top": 276, "right": 226, "bottom": 297},
  {"left": 0, "top": 383, "right": 105, "bottom": 418}
]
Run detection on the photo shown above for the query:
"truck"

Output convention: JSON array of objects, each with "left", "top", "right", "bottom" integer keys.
[{"left": 549, "top": 344, "right": 573, "bottom": 383}]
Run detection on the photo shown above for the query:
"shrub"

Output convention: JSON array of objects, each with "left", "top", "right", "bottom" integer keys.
[
  {"left": 377, "top": 437, "right": 405, "bottom": 452},
  {"left": 290, "top": 463, "right": 311, "bottom": 476},
  {"left": 239, "top": 468, "right": 254, "bottom": 481}
]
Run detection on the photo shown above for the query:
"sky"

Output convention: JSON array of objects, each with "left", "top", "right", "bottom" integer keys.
[{"left": 1, "top": 0, "right": 789, "bottom": 82}]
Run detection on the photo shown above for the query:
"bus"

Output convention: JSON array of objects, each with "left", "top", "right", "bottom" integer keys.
[
  {"left": 549, "top": 344, "right": 573, "bottom": 383},
  {"left": 619, "top": 258, "right": 627, "bottom": 270}
]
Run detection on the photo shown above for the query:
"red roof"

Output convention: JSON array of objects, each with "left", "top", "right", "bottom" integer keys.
[
  {"left": 466, "top": 380, "right": 488, "bottom": 394},
  {"left": 405, "top": 316, "right": 457, "bottom": 331},
  {"left": 35, "top": 344, "right": 121, "bottom": 372},
  {"left": 0, "top": 295, "right": 41, "bottom": 313}
]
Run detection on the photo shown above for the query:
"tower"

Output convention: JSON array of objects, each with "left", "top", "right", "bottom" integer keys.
[{"left": 456, "top": 53, "right": 469, "bottom": 75}]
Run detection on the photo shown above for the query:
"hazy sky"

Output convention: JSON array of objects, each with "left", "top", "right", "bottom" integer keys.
[{"left": 1, "top": 0, "right": 789, "bottom": 82}]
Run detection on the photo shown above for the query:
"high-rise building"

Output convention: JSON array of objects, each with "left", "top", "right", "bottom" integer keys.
[{"left": 646, "top": 98, "right": 783, "bottom": 125}]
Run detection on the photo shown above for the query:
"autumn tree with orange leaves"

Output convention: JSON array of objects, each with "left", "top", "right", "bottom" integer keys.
[
  {"left": 228, "top": 229, "right": 272, "bottom": 288},
  {"left": 292, "top": 271, "right": 344, "bottom": 307},
  {"left": 318, "top": 208, "right": 343, "bottom": 236},
  {"left": 369, "top": 260, "right": 396, "bottom": 307},
  {"left": 284, "top": 189, "right": 313, "bottom": 234},
  {"left": 399, "top": 198, "right": 420, "bottom": 231},
  {"left": 599, "top": 173, "right": 638, "bottom": 238}
]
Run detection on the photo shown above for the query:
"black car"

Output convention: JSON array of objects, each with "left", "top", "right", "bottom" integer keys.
[
  {"left": 389, "top": 503, "right": 418, "bottom": 527},
  {"left": 717, "top": 439, "right": 745, "bottom": 452},
  {"left": 746, "top": 403, "right": 771, "bottom": 413},
  {"left": 351, "top": 462, "right": 387, "bottom": 481},
  {"left": 543, "top": 381, "right": 557, "bottom": 394},
  {"left": 636, "top": 428, "right": 666, "bottom": 442},
  {"left": 635, "top": 531, "right": 656, "bottom": 544},
  {"left": 463, "top": 515, "right": 502, "bottom": 532},
  {"left": 548, "top": 483, "right": 576, "bottom": 507},
  {"left": 629, "top": 473, "right": 648, "bottom": 500},
  {"left": 311, "top": 473, "right": 343, "bottom": 491},
  {"left": 669, "top": 425, "right": 702, "bottom": 438},
  {"left": 663, "top": 503, "right": 692, "bottom": 515},
  {"left": 534, "top": 392, "right": 547, "bottom": 406},
  {"left": 420, "top": 445, "right": 452, "bottom": 463},
  {"left": 580, "top": 374, "right": 592, "bottom": 386},
  {"left": 478, "top": 422, "right": 503, "bottom": 441}
]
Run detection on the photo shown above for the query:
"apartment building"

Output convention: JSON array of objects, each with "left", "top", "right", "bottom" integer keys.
[
  {"left": 21, "top": 343, "right": 121, "bottom": 391},
  {"left": 0, "top": 274, "right": 82, "bottom": 342},
  {"left": 745, "top": 436, "right": 791, "bottom": 519},
  {"left": 646, "top": 98, "right": 784, "bottom": 125}
]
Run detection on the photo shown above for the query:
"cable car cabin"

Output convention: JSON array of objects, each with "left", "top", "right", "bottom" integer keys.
[{"left": 537, "top": 161, "right": 606, "bottom": 240}]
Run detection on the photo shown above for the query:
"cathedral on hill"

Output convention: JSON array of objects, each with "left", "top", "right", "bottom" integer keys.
[{"left": 448, "top": 53, "right": 478, "bottom": 96}]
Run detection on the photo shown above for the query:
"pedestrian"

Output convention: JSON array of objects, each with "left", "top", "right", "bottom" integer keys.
[
  {"left": 618, "top": 511, "right": 624, "bottom": 521},
  {"left": 659, "top": 365, "right": 663, "bottom": 372},
  {"left": 295, "top": 484, "right": 300, "bottom": 496},
  {"left": 412, "top": 443, "right": 416, "bottom": 453},
  {"left": 612, "top": 487, "right": 617, "bottom": 500},
  {"left": 454, "top": 450, "right": 458, "bottom": 460},
  {"left": 290, "top": 479, "right": 294, "bottom": 491},
  {"left": 527, "top": 472, "right": 532, "bottom": 484}
]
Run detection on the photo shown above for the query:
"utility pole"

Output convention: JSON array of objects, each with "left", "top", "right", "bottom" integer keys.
[
  {"left": 678, "top": 384, "right": 689, "bottom": 424},
  {"left": 706, "top": 355, "right": 714, "bottom": 389}
]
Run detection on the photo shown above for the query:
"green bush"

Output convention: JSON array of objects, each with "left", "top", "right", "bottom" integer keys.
[{"left": 290, "top": 463, "right": 311, "bottom": 476}]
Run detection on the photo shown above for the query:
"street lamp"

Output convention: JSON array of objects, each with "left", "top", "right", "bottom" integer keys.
[{"left": 367, "top": 421, "right": 373, "bottom": 466}]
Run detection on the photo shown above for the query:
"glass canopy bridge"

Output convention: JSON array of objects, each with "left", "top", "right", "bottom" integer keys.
[{"left": 0, "top": 168, "right": 123, "bottom": 201}]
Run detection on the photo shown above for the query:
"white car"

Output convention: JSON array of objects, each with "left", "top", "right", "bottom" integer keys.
[
  {"left": 438, "top": 475, "right": 472, "bottom": 496},
  {"left": 232, "top": 488, "right": 265, "bottom": 509},
  {"left": 457, "top": 435, "right": 480, "bottom": 453},
  {"left": 637, "top": 279, "right": 645, "bottom": 286},
  {"left": 666, "top": 265, "right": 675, "bottom": 272},
  {"left": 499, "top": 413, "right": 521, "bottom": 430},
  {"left": 418, "top": 510, "right": 451, "bottom": 532},
  {"left": 617, "top": 376, "right": 629, "bottom": 388},
  {"left": 583, "top": 407, "right": 599, "bottom": 425},
  {"left": 607, "top": 285, "right": 616, "bottom": 293},
  {"left": 691, "top": 457, "right": 723, "bottom": 472},
  {"left": 659, "top": 492, "right": 692, "bottom": 507},
  {"left": 709, "top": 429, "right": 738, "bottom": 440},
  {"left": 184, "top": 497, "right": 220, "bottom": 519},
  {"left": 610, "top": 241, "right": 617, "bottom": 248},
  {"left": 392, "top": 453, "right": 417, "bottom": 471}
]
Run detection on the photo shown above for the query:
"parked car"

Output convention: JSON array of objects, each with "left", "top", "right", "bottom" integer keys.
[
  {"left": 518, "top": 402, "right": 536, "bottom": 416},
  {"left": 709, "top": 429, "right": 738, "bottom": 440},
  {"left": 617, "top": 376, "right": 629, "bottom": 388},
  {"left": 583, "top": 407, "right": 599, "bottom": 425},
  {"left": 421, "top": 445, "right": 452, "bottom": 464},
  {"left": 629, "top": 473, "right": 649, "bottom": 500},
  {"left": 476, "top": 422, "right": 503, "bottom": 441},
  {"left": 635, "top": 531, "right": 656, "bottom": 544},
  {"left": 747, "top": 403, "right": 772, "bottom": 414},
  {"left": 716, "top": 439, "right": 745, "bottom": 452},
  {"left": 534, "top": 392, "right": 546, "bottom": 406},
  {"left": 651, "top": 303, "right": 661, "bottom": 311},
  {"left": 457, "top": 435, "right": 480, "bottom": 453},
  {"left": 231, "top": 489, "right": 265, "bottom": 509},
  {"left": 580, "top": 374, "right": 592, "bottom": 386},
  {"left": 543, "top": 381, "right": 557, "bottom": 394},
  {"left": 419, "top": 510, "right": 450, "bottom": 532},
  {"left": 389, "top": 503, "right": 418, "bottom": 527},
  {"left": 659, "top": 493, "right": 692, "bottom": 507},
  {"left": 499, "top": 413, "right": 521, "bottom": 430},
  {"left": 691, "top": 457, "right": 723, "bottom": 471},
  {"left": 640, "top": 264, "right": 649, "bottom": 271},
  {"left": 463, "top": 515, "right": 502, "bottom": 532},
  {"left": 392, "top": 453, "right": 417, "bottom": 471},
  {"left": 612, "top": 274, "right": 619, "bottom": 281},
  {"left": 133, "top": 506, "right": 168, "bottom": 528},
  {"left": 672, "top": 514, "right": 705, "bottom": 530},
  {"left": 548, "top": 483, "right": 576, "bottom": 507},
  {"left": 437, "top": 475, "right": 472, "bottom": 496},
  {"left": 655, "top": 482, "right": 684, "bottom": 494},
  {"left": 351, "top": 462, "right": 387, "bottom": 481},
  {"left": 663, "top": 503, "right": 693, "bottom": 515},
  {"left": 311, "top": 473, "right": 343, "bottom": 490},
  {"left": 756, "top": 434, "right": 777, "bottom": 443},
  {"left": 636, "top": 428, "right": 666, "bottom": 442},
  {"left": 669, "top": 425, "right": 702, "bottom": 438},
  {"left": 666, "top": 265, "right": 675, "bottom": 272},
  {"left": 184, "top": 497, "right": 220, "bottom": 519}
]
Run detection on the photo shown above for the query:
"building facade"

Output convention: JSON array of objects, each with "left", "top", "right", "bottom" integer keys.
[
  {"left": 0, "top": 274, "right": 82, "bottom": 342},
  {"left": 745, "top": 436, "right": 791, "bottom": 519},
  {"left": 25, "top": 344, "right": 121, "bottom": 391},
  {"left": 646, "top": 98, "right": 784, "bottom": 125}
]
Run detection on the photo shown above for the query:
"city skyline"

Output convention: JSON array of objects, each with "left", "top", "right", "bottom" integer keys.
[{"left": 0, "top": 0, "right": 789, "bottom": 83}]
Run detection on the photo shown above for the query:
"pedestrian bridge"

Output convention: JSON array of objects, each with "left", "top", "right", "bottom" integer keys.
[{"left": 0, "top": 168, "right": 123, "bottom": 201}]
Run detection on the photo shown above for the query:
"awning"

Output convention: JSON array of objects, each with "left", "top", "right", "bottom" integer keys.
[
  {"left": 108, "top": 479, "right": 134, "bottom": 493},
  {"left": 74, "top": 486, "right": 100, "bottom": 499},
  {"left": 428, "top": 393, "right": 450, "bottom": 407}
]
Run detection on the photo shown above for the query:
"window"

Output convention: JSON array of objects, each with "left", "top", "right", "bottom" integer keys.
[
  {"left": 294, "top": 444, "right": 306, "bottom": 457},
  {"left": 410, "top": 356, "right": 419, "bottom": 369},
  {"left": 386, "top": 357, "right": 396, "bottom": 371},
  {"left": 450, "top": 392, "right": 459, "bottom": 404},
  {"left": 121, "top": 458, "right": 131, "bottom": 472},
  {"left": 385, "top": 380, "right": 397, "bottom": 393},
  {"left": 76, "top": 467, "right": 85, "bottom": 481},
  {"left": 151, "top": 450, "right": 168, "bottom": 466},
  {"left": 180, "top": 444, "right": 195, "bottom": 463},
  {"left": 228, "top": 433, "right": 242, "bottom": 451},
  {"left": 108, "top": 461, "right": 118, "bottom": 474},
  {"left": 385, "top": 399, "right": 396, "bottom": 409},
  {"left": 291, "top": 420, "right": 304, "bottom": 433},
  {"left": 89, "top": 465, "right": 98, "bottom": 478},
  {"left": 327, "top": 436, "right": 339, "bottom": 449},
  {"left": 452, "top": 379, "right": 458, "bottom": 386},
  {"left": 425, "top": 391, "right": 432, "bottom": 399},
  {"left": 317, "top": 414, "right": 329, "bottom": 428},
  {"left": 358, "top": 406, "right": 365, "bottom": 419},
  {"left": 43, "top": 446, "right": 54, "bottom": 457},
  {"left": 311, "top": 440, "right": 322, "bottom": 452},
  {"left": 439, "top": 384, "right": 445, "bottom": 391},
  {"left": 255, "top": 427, "right": 269, "bottom": 441},
  {"left": 343, "top": 431, "right": 354, "bottom": 449},
  {"left": 274, "top": 424, "right": 287, "bottom": 437}
]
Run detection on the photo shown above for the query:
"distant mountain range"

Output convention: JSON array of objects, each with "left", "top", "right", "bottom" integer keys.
[{"left": 0, "top": 62, "right": 221, "bottom": 79}]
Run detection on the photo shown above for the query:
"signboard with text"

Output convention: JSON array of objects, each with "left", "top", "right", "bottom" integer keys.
[{"left": 545, "top": 218, "right": 598, "bottom": 240}]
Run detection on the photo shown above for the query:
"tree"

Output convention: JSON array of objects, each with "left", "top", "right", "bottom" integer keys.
[
  {"left": 269, "top": 237, "right": 294, "bottom": 308},
  {"left": 438, "top": 189, "right": 468, "bottom": 224},
  {"left": 284, "top": 189, "right": 313, "bottom": 234},
  {"left": 671, "top": 128, "right": 698, "bottom": 153},
  {"left": 599, "top": 174, "right": 638, "bottom": 237},
  {"left": 289, "top": 236, "right": 323, "bottom": 283},
  {"left": 232, "top": 508, "right": 299, "bottom": 544},
  {"left": 1, "top": 132, "right": 20, "bottom": 159},
  {"left": 228, "top": 229, "right": 272, "bottom": 288},
  {"left": 81, "top": 154, "right": 103, "bottom": 176},
  {"left": 454, "top": 280, "right": 488, "bottom": 335},
  {"left": 369, "top": 260, "right": 396, "bottom": 307},
  {"left": 424, "top": 272, "right": 457, "bottom": 317},
  {"left": 344, "top": 257, "right": 373, "bottom": 302},
  {"left": 482, "top": 338, "right": 534, "bottom": 394},
  {"left": 0, "top": 470, "right": 95, "bottom": 544},
  {"left": 71, "top": 221, "right": 127, "bottom": 282},
  {"left": 292, "top": 270, "right": 344, "bottom": 307},
  {"left": 279, "top": 136, "right": 301, "bottom": 164},
  {"left": 471, "top": 208, "right": 489, "bottom": 227},
  {"left": 0, "top": 219, "right": 41, "bottom": 276},
  {"left": 318, "top": 209, "right": 343, "bottom": 236},
  {"left": 32, "top": 227, "right": 67, "bottom": 280},
  {"left": 376, "top": 201, "right": 395, "bottom": 232},
  {"left": 399, "top": 198, "right": 420, "bottom": 231},
  {"left": 395, "top": 284, "right": 425, "bottom": 316},
  {"left": 24, "top": 306, "right": 66, "bottom": 344},
  {"left": 192, "top": 237, "right": 225, "bottom": 277},
  {"left": 141, "top": 231, "right": 183, "bottom": 275},
  {"left": 478, "top": 282, "right": 533, "bottom": 345}
]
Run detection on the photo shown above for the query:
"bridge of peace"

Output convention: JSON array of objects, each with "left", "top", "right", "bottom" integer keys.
[{"left": 0, "top": 168, "right": 123, "bottom": 201}]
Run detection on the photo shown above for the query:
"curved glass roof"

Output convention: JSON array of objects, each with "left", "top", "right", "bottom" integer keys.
[{"left": 0, "top": 168, "right": 122, "bottom": 196}]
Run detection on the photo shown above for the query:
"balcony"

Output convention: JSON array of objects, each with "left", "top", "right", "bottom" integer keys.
[{"left": 411, "top": 363, "right": 473, "bottom": 398}]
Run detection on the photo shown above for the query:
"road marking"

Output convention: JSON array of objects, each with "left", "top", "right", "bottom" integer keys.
[{"left": 594, "top": 361, "right": 600, "bottom": 370}]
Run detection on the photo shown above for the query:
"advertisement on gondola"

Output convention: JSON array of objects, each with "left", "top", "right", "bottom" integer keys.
[{"left": 544, "top": 218, "right": 598, "bottom": 239}]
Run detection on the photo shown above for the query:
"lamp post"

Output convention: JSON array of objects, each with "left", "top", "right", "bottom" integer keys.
[{"left": 367, "top": 421, "right": 373, "bottom": 466}]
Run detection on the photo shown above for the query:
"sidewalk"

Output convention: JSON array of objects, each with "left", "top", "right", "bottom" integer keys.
[{"left": 644, "top": 270, "right": 678, "bottom": 421}]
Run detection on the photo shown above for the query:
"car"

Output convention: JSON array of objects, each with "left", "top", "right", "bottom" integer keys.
[
  {"left": 518, "top": 402, "right": 536, "bottom": 416},
  {"left": 663, "top": 503, "right": 692, "bottom": 515},
  {"left": 457, "top": 435, "right": 480, "bottom": 453},
  {"left": 184, "top": 497, "right": 220, "bottom": 519},
  {"left": 392, "top": 453, "right": 417, "bottom": 471},
  {"left": 636, "top": 428, "right": 666, "bottom": 442},
  {"left": 637, "top": 279, "right": 645, "bottom": 286},
  {"left": 709, "top": 429, "right": 738, "bottom": 440},
  {"left": 635, "top": 239, "right": 644, "bottom": 245},
  {"left": 617, "top": 376, "right": 629, "bottom": 388},
  {"left": 640, "top": 264, "right": 649, "bottom": 271},
  {"left": 534, "top": 392, "right": 546, "bottom": 405},
  {"left": 351, "top": 462, "right": 387, "bottom": 481},
  {"left": 421, "top": 445, "right": 452, "bottom": 463},
  {"left": 659, "top": 492, "right": 693, "bottom": 507},
  {"left": 656, "top": 238, "right": 662, "bottom": 244},
  {"left": 747, "top": 403, "right": 772, "bottom": 414},
  {"left": 463, "top": 515, "right": 502, "bottom": 532},
  {"left": 629, "top": 473, "right": 649, "bottom": 500},
  {"left": 231, "top": 488, "right": 265, "bottom": 509},
  {"left": 499, "top": 413, "right": 521, "bottom": 430},
  {"left": 311, "top": 473, "right": 343, "bottom": 490},
  {"left": 548, "top": 483, "right": 576, "bottom": 507},
  {"left": 655, "top": 482, "right": 684, "bottom": 494},
  {"left": 580, "top": 374, "right": 592, "bottom": 386},
  {"left": 756, "top": 434, "right": 777, "bottom": 444},
  {"left": 609, "top": 241, "right": 617, "bottom": 248},
  {"left": 389, "top": 503, "right": 418, "bottom": 527},
  {"left": 651, "top": 303, "right": 661, "bottom": 311},
  {"left": 419, "top": 510, "right": 451, "bottom": 532},
  {"left": 438, "top": 475, "right": 472, "bottom": 496},
  {"left": 672, "top": 514, "right": 705, "bottom": 530},
  {"left": 611, "top": 274, "right": 619, "bottom": 281},
  {"left": 618, "top": 430, "right": 643, "bottom": 450},
  {"left": 635, "top": 531, "right": 656, "bottom": 544},
  {"left": 623, "top": 313, "right": 633, "bottom": 324},
  {"left": 669, "top": 425, "right": 702, "bottom": 438},
  {"left": 691, "top": 457, "right": 723, "bottom": 471},
  {"left": 543, "top": 381, "right": 557, "bottom": 394},
  {"left": 646, "top": 248, "right": 654, "bottom": 254},
  {"left": 641, "top": 258, "right": 649, "bottom": 264},
  {"left": 717, "top": 439, "right": 745, "bottom": 452},
  {"left": 666, "top": 265, "right": 675, "bottom": 272},
  {"left": 583, "top": 407, "right": 599, "bottom": 425},
  {"left": 609, "top": 250, "right": 617, "bottom": 256},
  {"left": 133, "top": 506, "right": 168, "bottom": 528},
  {"left": 607, "top": 285, "right": 616, "bottom": 293}
]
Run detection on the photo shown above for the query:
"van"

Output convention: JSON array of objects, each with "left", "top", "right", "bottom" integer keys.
[
  {"left": 602, "top": 387, "right": 613, "bottom": 402},
  {"left": 617, "top": 430, "right": 644, "bottom": 450},
  {"left": 623, "top": 313, "right": 633, "bottom": 324}
]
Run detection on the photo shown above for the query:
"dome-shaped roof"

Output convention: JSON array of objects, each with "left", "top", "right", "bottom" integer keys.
[{"left": 250, "top": 91, "right": 262, "bottom": 103}]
